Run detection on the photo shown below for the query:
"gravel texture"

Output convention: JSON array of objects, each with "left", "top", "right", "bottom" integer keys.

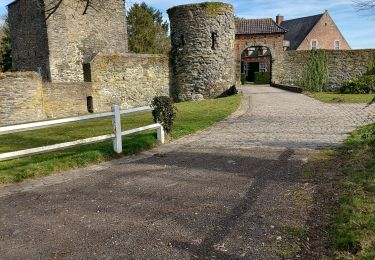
[{"left": 0, "top": 86, "right": 373, "bottom": 259}]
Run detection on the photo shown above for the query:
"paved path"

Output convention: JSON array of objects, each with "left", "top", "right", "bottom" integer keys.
[{"left": 0, "top": 86, "right": 374, "bottom": 259}]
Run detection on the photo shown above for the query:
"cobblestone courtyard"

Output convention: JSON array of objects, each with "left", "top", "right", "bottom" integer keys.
[{"left": 0, "top": 86, "right": 374, "bottom": 259}]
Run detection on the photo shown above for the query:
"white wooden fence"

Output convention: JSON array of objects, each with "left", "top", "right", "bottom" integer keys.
[{"left": 0, "top": 105, "right": 164, "bottom": 162}]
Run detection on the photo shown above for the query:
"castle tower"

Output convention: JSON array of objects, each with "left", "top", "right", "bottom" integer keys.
[
  {"left": 8, "top": 0, "right": 128, "bottom": 82},
  {"left": 167, "top": 2, "right": 236, "bottom": 101}
]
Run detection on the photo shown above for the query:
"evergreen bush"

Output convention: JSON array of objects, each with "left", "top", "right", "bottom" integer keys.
[
  {"left": 151, "top": 96, "right": 177, "bottom": 134},
  {"left": 254, "top": 72, "right": 270, "bottom": 84}
]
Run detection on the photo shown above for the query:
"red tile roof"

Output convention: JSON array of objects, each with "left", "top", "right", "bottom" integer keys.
[{"left": 236, "top": 18, "right": 287, "bottom": 35}]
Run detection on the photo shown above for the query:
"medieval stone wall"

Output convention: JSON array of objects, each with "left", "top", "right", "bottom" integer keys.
[
  {"left": 46, "top": 0, "right": 128, "bottom": 82},
  {"left": 0, "top": 53, "right": 169, "bottom": 126},
  {"left": 43, "top": 82, "right": 93, "bottom": 118},
  {"left": 90, "top": 54, "right": 170, "bottom": 112},
  {"left": 274, "top": 49, "right": 375, "bottom": 89},
  {"left": 8, "top": 0, "right": 128, "bottom": 82},
  {"left": 168, "top": 3, "right": 236, "bottom": 101},
  {"left": 8, "top": 0, "right": 51, "bottom": 80},
  {"left": 0, "top": 73, "right": 45, "bottom": 126}
]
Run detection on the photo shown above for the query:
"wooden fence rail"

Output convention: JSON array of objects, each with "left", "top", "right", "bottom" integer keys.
[{"left": 0, "top": 105, "right": 164, "bottom": 162}]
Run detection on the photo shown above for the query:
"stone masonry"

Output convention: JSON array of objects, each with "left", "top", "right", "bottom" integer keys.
[
  {"left": 90, "top": 54, "right": 170, "bottom": 112},
  {"left": 274, "top": 49, "right": 375, "bottom": 89},
  {"left": 0, "top": 72, "right": 45, "bottom": 125},
  {"left": 168, "top": 3, "right": 236, "bottom": 101},
  {"left": 8, "top": 0, "right": 128, "bottom": 82},
  {"left": 0, "top": 53, "right": 170, "bottom": 126}
]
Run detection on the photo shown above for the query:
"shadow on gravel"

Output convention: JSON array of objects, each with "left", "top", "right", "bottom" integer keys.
[{"left": 0, "top": 148, "right": 311, "bottom": 259}]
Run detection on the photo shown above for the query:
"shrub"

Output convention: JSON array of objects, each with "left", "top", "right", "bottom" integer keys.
[
  {"left": 297, "top": 49, "right": 328, "bottom": 92},
  {"left": 151, "top": 96, "right": 177, "bottom": 134},
  {"left": 340, "top": 75, "right": 375, "bottom": 94},
  {"left": 366, "top": 61, "right": 375, "bottom": 76},
  {"left": 254, "top": 72, "right": 270, "bottom": 84},
  {"left": 217, "top": 85, "right": 238, "bottom": 98}
]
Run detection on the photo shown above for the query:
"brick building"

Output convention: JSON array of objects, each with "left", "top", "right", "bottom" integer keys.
[
  {"left": 235, "top": 18, "right": 287, "bottom": 83},
  {"left": 280, "top": 11, "right": 351, "bottom": 50},
  {"left": 7, "top": 0, "right": 128, "bottom": 82}
]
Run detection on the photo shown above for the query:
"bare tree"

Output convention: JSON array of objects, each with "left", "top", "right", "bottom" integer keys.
[
  {"left": 354, "top": 0, "right": 375, "bottom": 15},
  {"left": 43, "top": 0, "right": 117, "bottom": 20}
]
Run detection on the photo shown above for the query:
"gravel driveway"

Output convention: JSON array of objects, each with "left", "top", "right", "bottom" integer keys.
[{"left": 0, "top": 86, "right": 373, "bottom": 259}]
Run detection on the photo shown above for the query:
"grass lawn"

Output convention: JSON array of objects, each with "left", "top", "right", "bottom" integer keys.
[
  {"left": 305, "top": 124, "right": 375, "bottom": 258},
  {"left": 306, "top": 92, "right": 375, "bottom": 103},
  {"left": 0, "top": 95, "right": 241, "bottom": 184}
]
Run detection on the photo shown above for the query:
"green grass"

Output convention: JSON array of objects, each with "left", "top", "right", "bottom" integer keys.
[
  {"left": 331, "top": 124, "right": 375, "bottom": 259},
  {"left": 0, "top": 95, "right": 241, "bottom": 184},
  {"left": 305, "top": 124, "right": 375, "bottom": 259},
  {"left": 306, "top": 92, "right": 375, "bottom": 103}
]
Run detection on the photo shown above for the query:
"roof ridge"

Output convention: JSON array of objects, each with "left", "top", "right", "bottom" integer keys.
[{"left": 283, "top": 13, "right": 324, "bottom": 23}]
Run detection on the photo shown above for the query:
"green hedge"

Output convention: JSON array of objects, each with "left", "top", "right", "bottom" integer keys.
[
  {"left": 340, "top": 75, "right": 375, "bottom": 94},
  {"left": 254, "top": 72, "right": 270, "bottom": 84},
  {"left": 241, "top": 73, "right": 246, "bottom": 84}
]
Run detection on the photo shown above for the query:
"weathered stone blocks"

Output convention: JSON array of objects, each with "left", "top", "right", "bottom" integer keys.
[{"left": 168, "top": 2, "right": 236, "bottom": 101}]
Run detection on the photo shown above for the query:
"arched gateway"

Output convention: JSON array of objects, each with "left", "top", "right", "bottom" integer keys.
[{"left": 234, "top": 18, "right": 288, "bottom": 85}]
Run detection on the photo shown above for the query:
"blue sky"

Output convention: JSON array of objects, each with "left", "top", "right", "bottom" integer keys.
[{"left": 1, "top": 0, "right": 374, "bottom": 49}]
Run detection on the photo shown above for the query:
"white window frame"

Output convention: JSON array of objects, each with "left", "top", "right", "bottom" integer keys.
[
  {"left": 259, "top": 63, "right": 266, "bottom": 72},
  {"left": 334, "top": 40, "right": 340, "bottom": 50},
  {"left": 311, "top": 40, "right": 318, "bottom": 50}
]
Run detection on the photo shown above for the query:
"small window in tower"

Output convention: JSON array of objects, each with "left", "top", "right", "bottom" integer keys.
[
  {"left": 211, "top": 32, "right": 218, "bottom": 50},
  {"left": 83, "top": 63, "right": 92, "bottom": 82},
  {"left": 87, "top": 96, "right": 94, "bottom": 113},
  {"left": 311, "top": 40, "right": 318, "bottom": 50},
  {"left": 334, "top": 40, "right": 340, "bottom": 50}
]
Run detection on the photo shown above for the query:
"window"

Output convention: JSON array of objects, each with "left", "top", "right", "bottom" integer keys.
[
  {"left": 87, "top": 96, "right": 94, "bottom": 113},
  {"left": 211, "top": 32, "right": 218, "bottom": 50},
  {"left": 334, "top": 40, "right": 340, "bottom": 50},
  {"left": 259, "top": 63, "right": 266, "bottom": 72},
  {"left": 83, "top": 63, "right": 92, "bottom": 82},
  {"left": 311, "top": 40, "right": 318, "bottom": 50}
]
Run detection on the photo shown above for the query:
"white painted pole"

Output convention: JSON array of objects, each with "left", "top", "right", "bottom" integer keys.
[
  {"left": 157, "top": 124, "right": 165, "bottom": 144},
  {"left": 112, "top": 105, "right": 122, "bottom": 154}
]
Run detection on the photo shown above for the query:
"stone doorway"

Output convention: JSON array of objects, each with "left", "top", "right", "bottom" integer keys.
[{"left": 241, "top": 46, "right": 272, "bottom": 84}]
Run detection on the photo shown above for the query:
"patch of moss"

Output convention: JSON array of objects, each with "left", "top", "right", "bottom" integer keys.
[{"left": 201, "top": 2, "right": 230, "bottom": 16}]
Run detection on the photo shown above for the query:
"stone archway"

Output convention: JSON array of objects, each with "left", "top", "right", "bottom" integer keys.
[
  {"left": 234, "top": 35, "right": 284, "bottom": 85},
  {"left": 241, "top": 46, "right": 272, "bottom": 84}
]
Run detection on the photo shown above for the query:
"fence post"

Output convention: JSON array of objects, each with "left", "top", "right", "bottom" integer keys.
[
  {"left": 112, "top": 105, "right": 122, "bottom": 153},
  {"left": 157, "top": 124, "right": 165, "bottom": 144}
]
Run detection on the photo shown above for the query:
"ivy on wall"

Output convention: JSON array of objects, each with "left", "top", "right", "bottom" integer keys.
[{"left": 297, "top": 50, "right": 328, "bottom": 92}]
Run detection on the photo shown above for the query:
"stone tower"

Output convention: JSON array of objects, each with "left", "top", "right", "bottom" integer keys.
[
  {"left": 168, "top": 2, "right": 236, "bottom": 101},
  {"left": 8, "top": 0, "right": 128, "bottom": 82}
]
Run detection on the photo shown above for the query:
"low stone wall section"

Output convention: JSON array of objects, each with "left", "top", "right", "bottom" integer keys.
[
  {"left": 91, "top": 53, "right": 170, "bottom": 112},
  {"left": 0, "top": 72, "right": 45, "bottom": 126},
  {"left": 274, "top": 49, "right": 375, "bottom": 89},
  {"left": 43, "top": 82, "right": 93, "bottom": 118}
]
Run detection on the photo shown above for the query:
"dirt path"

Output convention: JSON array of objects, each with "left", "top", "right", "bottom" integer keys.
[{"left": 0, "top": 86, "right": 373, "bottom": 259}]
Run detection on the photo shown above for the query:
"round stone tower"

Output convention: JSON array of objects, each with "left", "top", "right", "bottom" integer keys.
[{"left": 167, "top": 2, "right": 235, "bottom": 101}]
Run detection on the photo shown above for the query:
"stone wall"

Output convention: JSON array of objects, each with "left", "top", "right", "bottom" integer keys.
[
  {"left": 0, "top": 72, "right": 45, "bottom": 126},
  {"left": 90, "top": 54, "right": 170, "bottom": 112},
  {"left": 46, "top": 0, "right": 128, "bottom": 82},
  {"left": 274, "top": 49, "right": 375, "bottom": 89},
  {"left": 168, "top": 2, "right": 236, "bottom": 101},
  {"left": 8, "top": 0, "right": 51, "bottom": 80},
  {"left": 43, "top": 82, "right": 93, "bottom": 118},
  {"left": 8, "top": 0, "right": 128, "bottom": 82}
]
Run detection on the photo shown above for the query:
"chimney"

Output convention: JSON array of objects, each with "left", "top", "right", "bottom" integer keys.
[{"left": 276, "top": 15, "right": 284, "bottom": 25}]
